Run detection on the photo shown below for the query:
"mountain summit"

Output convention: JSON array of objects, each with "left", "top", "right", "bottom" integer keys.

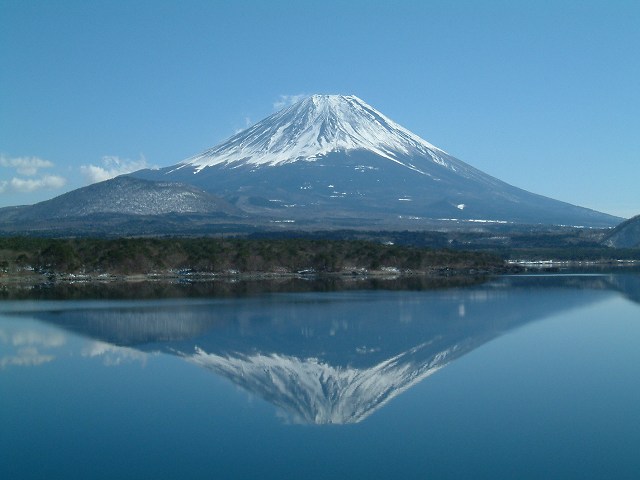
[
  {"left": 177, "top": 94, "right": 449, "bottom": 171},
  {"left": 133, "top": 94, "right": 620, "bottom": 229}
]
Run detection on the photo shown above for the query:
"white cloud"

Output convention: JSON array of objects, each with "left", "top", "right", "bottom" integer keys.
[
  {"left": 273, "top": 93, "right": 307, "bottom": 110},
  {"left": 0, "top": 154, "right": 67, "bottom": 195},
  {"left": 0, "top": 175, "right": 67, "bottom": 193},
  {"left": 80, "top": 155, "right": 153, "bottom": 184},
  {"left": 0, "top": 154, "right": 54, "bottom": 176}
]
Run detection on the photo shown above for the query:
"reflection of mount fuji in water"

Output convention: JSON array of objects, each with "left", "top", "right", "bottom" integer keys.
[{"left": 33, "top": 275, "right": 638, "bottom": 424}]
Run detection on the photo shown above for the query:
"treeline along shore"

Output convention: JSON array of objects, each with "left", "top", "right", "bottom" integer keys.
[{"left": 0, "top": 237, "right": 514, "bottom": 282}]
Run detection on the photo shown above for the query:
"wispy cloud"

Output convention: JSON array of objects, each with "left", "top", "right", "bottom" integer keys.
[
  {"left": 273, "top": 93, "right": 307, "bottom": 110},
  {"left": 80, "top": 155, "right": 154, "bottom": 184},
  {"left": 0, "top": 155, "right": 54, "bottom": 176},
  {"left": 0, "top": 154, "right": 67, "bottom": 194},
  {"left": 1, "top": 175, "right": 67, "bottom": 193}
]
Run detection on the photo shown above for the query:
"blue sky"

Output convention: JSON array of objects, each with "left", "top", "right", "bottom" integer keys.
[{"left": 1, "top": 0, "right": 639, "bottom": 218}]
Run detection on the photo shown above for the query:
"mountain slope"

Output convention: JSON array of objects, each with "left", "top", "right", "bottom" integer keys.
[
  {"left": 133, "top": 94, "right": 621, "bottom": 228},
  {"left": 604, "top": 214, "right": 640, "bottom": 248},
  {"left": 0, "top": 176, "right": 242, "bottom": 233}
]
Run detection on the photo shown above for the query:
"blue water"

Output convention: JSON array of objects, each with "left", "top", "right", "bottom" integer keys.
[{"left": 1, "top": 274, "right": 639, "bottom": 479}]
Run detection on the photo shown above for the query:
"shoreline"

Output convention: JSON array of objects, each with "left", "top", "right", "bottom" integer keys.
[
  {"left": 3, "top": 262, "right": 639, "bottom": 289},
  {"left": 3, "top": 261, "right": 640, "bottom": 289},
  {"left": 1, "top": 265, "right": 519, "bottom": 287},
  {"left": 2, "top": 264, "right": 637, "bottom": 302}
]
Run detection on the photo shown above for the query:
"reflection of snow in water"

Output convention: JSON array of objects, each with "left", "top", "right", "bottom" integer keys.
[{"left": 187, "top": 342, "right": 457, "bottom": 425}]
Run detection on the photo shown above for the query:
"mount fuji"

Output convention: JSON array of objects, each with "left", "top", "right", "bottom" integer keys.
[
  {"left": 133, "top": 94, "right": 620, "bottom": 229},
  {"left": 0, "top": 94, "right": 622, "bottom": 234}
]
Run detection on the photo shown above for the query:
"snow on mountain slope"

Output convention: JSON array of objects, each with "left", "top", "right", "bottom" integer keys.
[{"left": 174, "top": 94, "right": 455, "bottom": 174}]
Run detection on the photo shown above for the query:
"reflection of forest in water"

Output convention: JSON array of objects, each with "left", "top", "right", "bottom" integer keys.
[
  {"left": 0, "top": 274, "right": 490, "bottom": 301},
  {"left": 11, "top": 273, "right": 637, "bottom": 424},
  {"left": 2, "top": 271, "right": 640, "bottom": 303}
]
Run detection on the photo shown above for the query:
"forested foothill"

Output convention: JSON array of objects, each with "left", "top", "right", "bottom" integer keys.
[{"left": 248, "top": 227, "right": 640, "bottom": 262}]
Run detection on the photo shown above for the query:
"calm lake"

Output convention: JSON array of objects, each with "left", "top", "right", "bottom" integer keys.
[{"left": 1, "top": 273, "right": 639, "bottom": 479}]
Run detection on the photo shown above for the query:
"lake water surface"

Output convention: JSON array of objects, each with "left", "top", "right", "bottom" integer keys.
[{"left": 2, "top": 274, "right": 639, "bottom": 479}]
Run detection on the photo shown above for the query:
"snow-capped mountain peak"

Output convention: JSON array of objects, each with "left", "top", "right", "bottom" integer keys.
[
  {"left": 175, "top": 94, "right": 448, "bottom": 172},
  {"left": 125, "top": 94, "right": 622, "bottom": 229}
]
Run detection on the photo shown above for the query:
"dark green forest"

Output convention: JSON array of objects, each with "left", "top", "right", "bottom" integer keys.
[{"left": 0, "top": 237, "right": 506, "bottom": 276}]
